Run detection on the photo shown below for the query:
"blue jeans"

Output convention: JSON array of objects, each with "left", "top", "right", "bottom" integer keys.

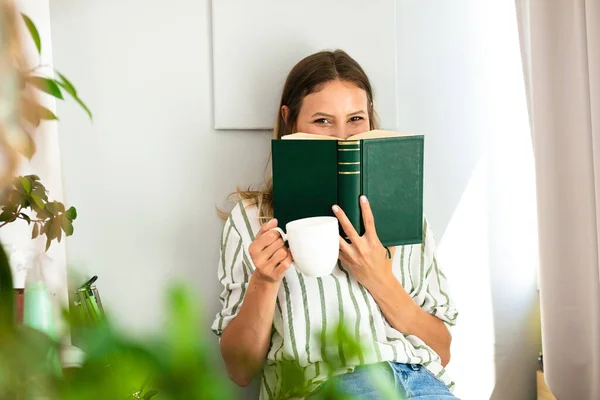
[{"left": 308, "top": 362, "right": 459, "bottom": 399}]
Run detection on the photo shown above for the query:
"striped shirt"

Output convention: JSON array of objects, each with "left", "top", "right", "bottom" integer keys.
[{"left": 211, "top": 201, "right": 458, "bottom": 399}]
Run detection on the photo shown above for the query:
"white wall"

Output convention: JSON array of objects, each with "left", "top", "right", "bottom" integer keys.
[
  {"left": 50, "top": 1, "right": 540, "bottom": 399},
  {"left": 50, "top": 1, "right": 267, "bottom": 396}
]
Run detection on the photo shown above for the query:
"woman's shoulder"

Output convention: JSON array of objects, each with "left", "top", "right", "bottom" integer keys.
[{"left": 226, "top": 200, "right": 261, "bottom": 240}]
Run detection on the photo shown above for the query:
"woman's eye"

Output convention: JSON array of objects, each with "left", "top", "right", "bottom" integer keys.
[
  {"left": 349, "top": 116, "right": 364, "bottom": 122},
  {"left": 314, "top": 118, "right": 331, "bottom": 124}
]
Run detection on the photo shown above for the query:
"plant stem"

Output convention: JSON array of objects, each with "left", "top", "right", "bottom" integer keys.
[{"left": 17, "top": 215, "right": 43, "bottom": 224}]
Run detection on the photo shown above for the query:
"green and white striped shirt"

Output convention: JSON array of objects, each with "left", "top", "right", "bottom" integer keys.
[{"left": 212, "top": 201, "right": 458, "bottom": 399}]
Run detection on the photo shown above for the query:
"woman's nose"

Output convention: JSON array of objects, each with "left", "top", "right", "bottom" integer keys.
[{"left": 333, "top": 125, "right": 351, "bottom": 140}]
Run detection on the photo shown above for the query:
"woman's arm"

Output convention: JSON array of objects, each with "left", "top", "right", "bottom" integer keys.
[
  {"left": 334, "top": 196, "right": 453, "bottom": 366},
  {"left": 220, "top": 272, "right": 282, "bottom": 386},
  {"left": 366, "top": 277, "right": 451, "bottom": 366},
  {"left": 217, "top": 218, "right": 291, "bottom": 387}
]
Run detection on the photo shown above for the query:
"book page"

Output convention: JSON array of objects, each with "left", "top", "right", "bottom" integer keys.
[
  {"left": 348, "top": 130, "right": 414, "bottom": 140},
  {"left": 281, "top": 133, "right": 339, "bottom": 140},
  {"left": 281, "top": 130, "right": 415, "bottom": 140}
]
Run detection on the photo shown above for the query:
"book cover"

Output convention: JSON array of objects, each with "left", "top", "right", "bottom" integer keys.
[{"left": 272, "top": 130, "right": 424, "bottom": 247}]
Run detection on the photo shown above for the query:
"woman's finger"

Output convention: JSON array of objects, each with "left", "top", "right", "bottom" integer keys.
[
  {"left": 264, "top": 237, "right": 286, "bottom": 258},
  {"left": 273, "top": 253, "right": 293, "bottom": 279},
  {"left": 256, "top": 218, "right": 278, "bottom": 239},
  {"left": 264, "top": 247, "right": 289, "bottom": 272},
  {"left": 254, "top": 230, "right": 282, "bottom": 258},
  {"left": 332, "top": 205, "right": 360, "bottom": 243},
  {"left": 339, "top": 236, "right": 356, "bottom": 258},
  {"left": 252, "top": 235, "right": 284, "bottom": 267},
  {"left": 359, "top": 196, "right": 377, "bottom": 238},
  {"left": 338, "top": 251, "right": 353, "bottom": 268}
]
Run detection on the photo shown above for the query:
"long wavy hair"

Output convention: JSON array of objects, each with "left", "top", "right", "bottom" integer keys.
[{"left": 221, "top": 49, "right": 379, "bottom": 223}]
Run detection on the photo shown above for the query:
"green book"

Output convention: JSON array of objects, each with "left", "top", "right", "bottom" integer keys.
[{"left": 272, "top": 130, "right": 424, "bottom": 247}]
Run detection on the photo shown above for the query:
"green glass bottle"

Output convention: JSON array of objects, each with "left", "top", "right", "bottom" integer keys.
[
  {"left": 23, "top": 261, "right": 56, "bottom": 339},
  {"left": 22, "top": 255, "right": 62, "bottom": 382}
]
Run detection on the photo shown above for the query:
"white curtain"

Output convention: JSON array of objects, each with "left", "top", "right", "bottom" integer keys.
[
  {"left": 0, "top": 0, "right": 69, "bottom": 331},
  {"left": 516, "top": 1, "right": 600, "bottom": 399}
]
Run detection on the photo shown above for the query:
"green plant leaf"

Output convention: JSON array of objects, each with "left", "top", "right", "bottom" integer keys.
[
  {"left": 21, "top": 13, "right": 41, "bottom": 55},
  {"left": 167, "top": 286, "right": 200, "bottom": 367},
  {"left": 30, "top": 194, "right": 45, "bottom": 210},
  {"left": 66, "top": 206, "right": 77, "bottom": 220},
  {"left": 15, "top": 179, "right": 26, "bottom": 195},
  {"left": 41, "top": 220, "right": 50, "bottom": 235},
  {"left": 24, "top": 98, "right": 59, "bottom": 123},
  {"left": 55, "top": 71, "right": 93, "bottom": 120},
  {"left": 0, "top": 243, "right": 15, "bottom": 327},
  {"left": 142, "top": 389, "right": 159, "bottom": 399},
  {"left": 1, "top": 206, "right": 16, "bottom": 217},
  {"left": 32, "top": 223, "right": 39, "bottom": 239},
  {"left": 56, "top": 202, "right": 65, "bottom": 213},
  {"left": 55, "top": 70, "right": 77, "bottom": 97},
  {"left": 36, "top": 208, "right": 51, "bottom": 220},
  {"left": 74, "top": 96, "right": 93, "bottom": 120},
  {"left": 25, "top": 175, "right": 37, "bottom": 189},
  {"left": 26, "top": 76, "right": 64, "bottom": 100},
  {"left": 19, "top": 177, "right": 31, "bottom": 194},
  {"left": 0, "top": 211, "right": 14, "bottom": 222},
  {"left": 45, "top": 202, "right": 58, "bottom": 216},
  {"left": 44, "top": 219, "right": 55, "bottom": 251},
  {"left": 30, "top": 200, "right": 42, "bottom": 214},
  {"left": 31, "top": 183, "right": 48, "bottom": 201},
  {"left": 37, "top": 104, "right": 59, "bottom": 121},
  {"left": 19, "top": 213, "right": 31, "bottom": 225},
  {"left": 62, "top": 218, "right": 74, "bottom": 236},
  {"left": 54, "top": 215, "right": 63, "bottom": 243}
]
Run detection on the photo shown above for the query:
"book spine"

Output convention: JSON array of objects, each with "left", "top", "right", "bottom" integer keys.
[{"left": 337, "top": 140, "right": 362, "bottom": 239}]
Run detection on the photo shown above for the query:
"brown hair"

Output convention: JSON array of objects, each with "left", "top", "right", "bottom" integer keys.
[{"left": 220, "top": 49, "right": 379, "bottom": 223}]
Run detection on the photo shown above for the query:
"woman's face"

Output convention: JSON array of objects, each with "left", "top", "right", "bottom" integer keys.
[{"left": 289, "top": 80, "right": 370, "bottom": 139}]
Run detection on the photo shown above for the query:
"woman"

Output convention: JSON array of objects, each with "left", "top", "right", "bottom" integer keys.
[{"left": 212, "top": 50, "right": 459, "bottom": 400}]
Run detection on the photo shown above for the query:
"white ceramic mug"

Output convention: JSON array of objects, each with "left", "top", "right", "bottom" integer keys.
[{"left": 270, "top": 216, "right": 339, "bottom": 277}]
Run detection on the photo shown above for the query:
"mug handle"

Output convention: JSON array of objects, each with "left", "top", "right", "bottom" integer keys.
[
  {"left": 269, "top": 227, "right": 288, "bottom": 242},
  {"left": 269, "top": 228, "right": 295, "bottom": 267}
]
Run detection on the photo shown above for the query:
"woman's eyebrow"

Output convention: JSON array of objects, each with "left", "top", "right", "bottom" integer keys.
[
  {"left": 311, "top": 110, "right": 366, "bottom": 118},
  {"left": 347, "top": 110, "right": 366, "bottom": 117},
  {"left": 311, "top": 112, "right": 336, "bottom": 119}
]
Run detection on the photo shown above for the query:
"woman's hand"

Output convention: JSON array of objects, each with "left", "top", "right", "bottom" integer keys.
[
  {"left": 333, "top": 195, "right": 396, "bottom": 290},
  {"left": 334, "top": 198, "right": 452, "bottom": 365},
  {"left": 248, "top": 218, "right": 292, "bottom": 283}
]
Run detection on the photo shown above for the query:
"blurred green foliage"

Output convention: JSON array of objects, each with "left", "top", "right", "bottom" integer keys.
[
  {"left": 0, "top": 266, "right": 235, "bottom": 399},
  {"left": 0, "top": 251, "right": 399, "bottom": 400}
]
